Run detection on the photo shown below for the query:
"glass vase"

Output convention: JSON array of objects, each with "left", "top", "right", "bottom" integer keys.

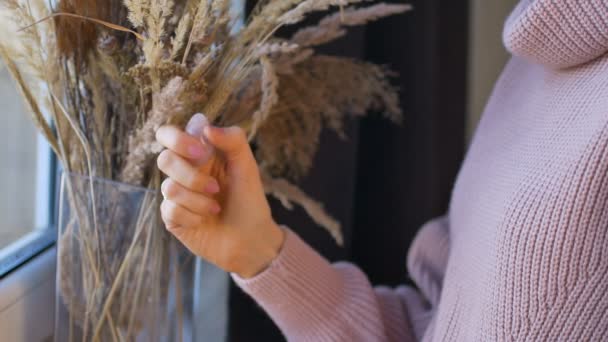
[{"left": 55, "top": 172, "right": 195, "bottom": 342}]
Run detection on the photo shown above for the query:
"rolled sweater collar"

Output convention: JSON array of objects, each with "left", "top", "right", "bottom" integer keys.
[{"left": 503, "top": 0, "right": 608, "bottom": 69}]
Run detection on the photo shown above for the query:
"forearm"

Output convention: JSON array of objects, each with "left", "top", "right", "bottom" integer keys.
[{"left": 232, "top": 228, "right": 419, "bottom": 341}]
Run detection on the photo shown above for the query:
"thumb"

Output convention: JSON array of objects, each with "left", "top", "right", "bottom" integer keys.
[{"left": 203, "top": 125, "right": 254, "bottom": 166}]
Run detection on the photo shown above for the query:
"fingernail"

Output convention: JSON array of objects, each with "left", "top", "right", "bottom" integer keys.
[
  {"left": 188, "top": 144, "right": 206, "bottom": 158},
  {"left": 205, "top": 179, "right": 220, "bottom": 194},
  {"left": 210, "top": 203, "right": 221, "bottom": 214},
  {"left": 161, "top": 179, "right": 169, "bottom": 199},
  {"left": 186, "top": 113, "right": 209, "bottom": 138}
]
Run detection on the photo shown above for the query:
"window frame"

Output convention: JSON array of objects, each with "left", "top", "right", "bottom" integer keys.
[
  {"left": 0, "top": 139, "right": 57, "bottom": 278},
  {"left": 0, "top": 134, "right": 57, "bottom": 342}
]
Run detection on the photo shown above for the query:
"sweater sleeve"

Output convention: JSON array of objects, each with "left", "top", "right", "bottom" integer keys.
[{"left": 232, "top": 218, "right": 450, "bottom": 341}]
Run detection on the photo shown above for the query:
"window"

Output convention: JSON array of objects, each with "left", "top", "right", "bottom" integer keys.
[{"left": 0, "top": 61, "right": 55, "bottom": 277}]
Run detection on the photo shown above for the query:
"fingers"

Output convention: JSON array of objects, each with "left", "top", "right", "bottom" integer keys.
[
  {"left": 156, "top": 125, "right": 211, "bottom": 161},
  {"left": 160, "top": 199, "right": 202, "bottom": 229},
  {"left": 203, "top": 126, "right": 252, "bottom": 162},
  {"left": 157, "top": 149, "right": 220, "bottom": 193},
  {"left": 161, "top": 178, "right": 221, "bottom": 215},
  {"left": 203, "top": 125, "right": 258, "bottom": 179}
]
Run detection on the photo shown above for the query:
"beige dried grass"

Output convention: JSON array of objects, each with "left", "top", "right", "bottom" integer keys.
[
  {"left": 256, "top": 55, "right": 401, "bottom": 179},
  {"left": 292, "top": 3, "right": 412, "bottom": 47},
  {"left": 262, "top": 169, "right": 343, "bottom": 245},
  {"left": 121, "top": 76, "right": 187, "bottom": 185},
  {"left": 278, "top": 0, "right": 372, "bottom": 25},
  {"left": 0, "top": 0, "right": 411, "bottom": 339},
  {"left": 248, "top": 56, "right": 279, "bottom": 139}
]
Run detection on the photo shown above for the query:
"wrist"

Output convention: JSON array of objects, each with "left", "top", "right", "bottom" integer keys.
[{"left": 237, "top": 220, "right": 285, "bottom": 279}]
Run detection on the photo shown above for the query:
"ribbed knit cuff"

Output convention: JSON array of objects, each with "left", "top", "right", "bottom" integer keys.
[{"left": 231, "top": 228, "right": 378, "bottom": 340}]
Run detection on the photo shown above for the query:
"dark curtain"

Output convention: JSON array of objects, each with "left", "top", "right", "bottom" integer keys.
[{"left": 228, "top": 1, "right": 468, "bottom": 340}]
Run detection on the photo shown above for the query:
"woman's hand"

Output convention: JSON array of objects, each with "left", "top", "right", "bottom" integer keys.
[{"left": 155, "top": 116, "right": 285, "bottom": 279}]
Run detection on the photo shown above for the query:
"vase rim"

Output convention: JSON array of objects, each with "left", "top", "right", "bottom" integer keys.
[{"left": 61, "top": 171, "right": 157, "bottom": 195}]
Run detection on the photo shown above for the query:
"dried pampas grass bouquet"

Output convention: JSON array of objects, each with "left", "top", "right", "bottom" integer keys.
[
  {"left": 1, "top": 0, "right": 410, "bottom": 340},
  {"left": 0, "top": 0, "right": 410, "bottom": 244}
]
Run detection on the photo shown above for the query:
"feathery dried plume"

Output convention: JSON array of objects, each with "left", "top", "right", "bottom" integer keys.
[
  {"left": 240, "top": 0, "right": 302, "bottom": 43},
  {"left": 278, "top": 0, "right": 372, "bottom": 25},
  {"left": 121, "top": 76, "right": 186, "bottom": 184},
  {"left": 170, "top": 10, "right": 192, "bottom": 60},
  {"left": 262, "top": 170, "right": 343, "bottom": 245},
  {"left": 256, "top": 41, "right": 300, "bottom": 57},
  {"left": 256, "top": 55, "right": 401, "bottom": 179},
  {"left": 211, "top": 0, "right": 233, "bottom": 41},
  {"left": 272, "top": 48, "right": 315, "bottom": 74},
  {"left": 248, "top": 56, "right": 279, "bottom": 139},
  {"left": 143, "top": 0, "right": 174, "bottom": 67},
  {"left": 211, "top": 0, "right": 232, "bottom": 27},
  {"left": 124, "top": 0, "right": 148, "bottom": 28},
  {"left": 292, "top": 3, "right": 412, "bottom": 47},
  {"left": 1, "top": 0, "right": 50, "bottom": 80},
  {"left": 181, "top": 0, "right": 210, "bottom": 64}
]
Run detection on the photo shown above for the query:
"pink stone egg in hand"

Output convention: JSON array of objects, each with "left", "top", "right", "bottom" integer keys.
[{"left": 185, "top": 113, "right": 215, "bottom": 166}]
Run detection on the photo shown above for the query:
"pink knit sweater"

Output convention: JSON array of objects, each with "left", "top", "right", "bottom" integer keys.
[{"left": 233, "top": 1, "right": 608, "bottom": 340}]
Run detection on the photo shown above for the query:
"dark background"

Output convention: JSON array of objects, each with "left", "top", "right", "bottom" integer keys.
[{"left": 229, "top": 0, "right": 469, "bottom": 340}]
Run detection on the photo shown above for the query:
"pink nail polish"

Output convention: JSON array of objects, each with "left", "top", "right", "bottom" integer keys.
[
  {"left": 205, "top": 180, "right": 220, "bottom": 194},
  {"left": 210, "top": 203, "right": 221, "bottom": 214},
  {"left": 187, "top": 113, "right": 213, "bottom": 145},
  {"left": 186, "top": 113, "right": 208, "bottom": 137},
  {"left": 186, "top": 113, "right": 215, "bottom": 166}
]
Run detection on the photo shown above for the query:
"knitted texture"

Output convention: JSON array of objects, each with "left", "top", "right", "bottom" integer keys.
[
  {"left": 504, "top": 0, "right": 608, "bottom": 68},
  {"left": 233, "top": 1, "right": 608, "bottom": 340}
]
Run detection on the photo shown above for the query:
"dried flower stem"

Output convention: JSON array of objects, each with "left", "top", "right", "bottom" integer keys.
[
  {"left": 18, "top": 12, "right": 145, "bottom": 40},
  {"left": 262, "top": 170, "right": 343, "bottom": 245}
]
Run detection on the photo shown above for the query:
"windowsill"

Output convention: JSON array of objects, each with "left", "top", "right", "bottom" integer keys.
[
  {"left": 0, "top": 246, "right": 55, "bottom": 341},
  {"left": 0, "top": 229, "right": 55, "bottom": 278}
]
